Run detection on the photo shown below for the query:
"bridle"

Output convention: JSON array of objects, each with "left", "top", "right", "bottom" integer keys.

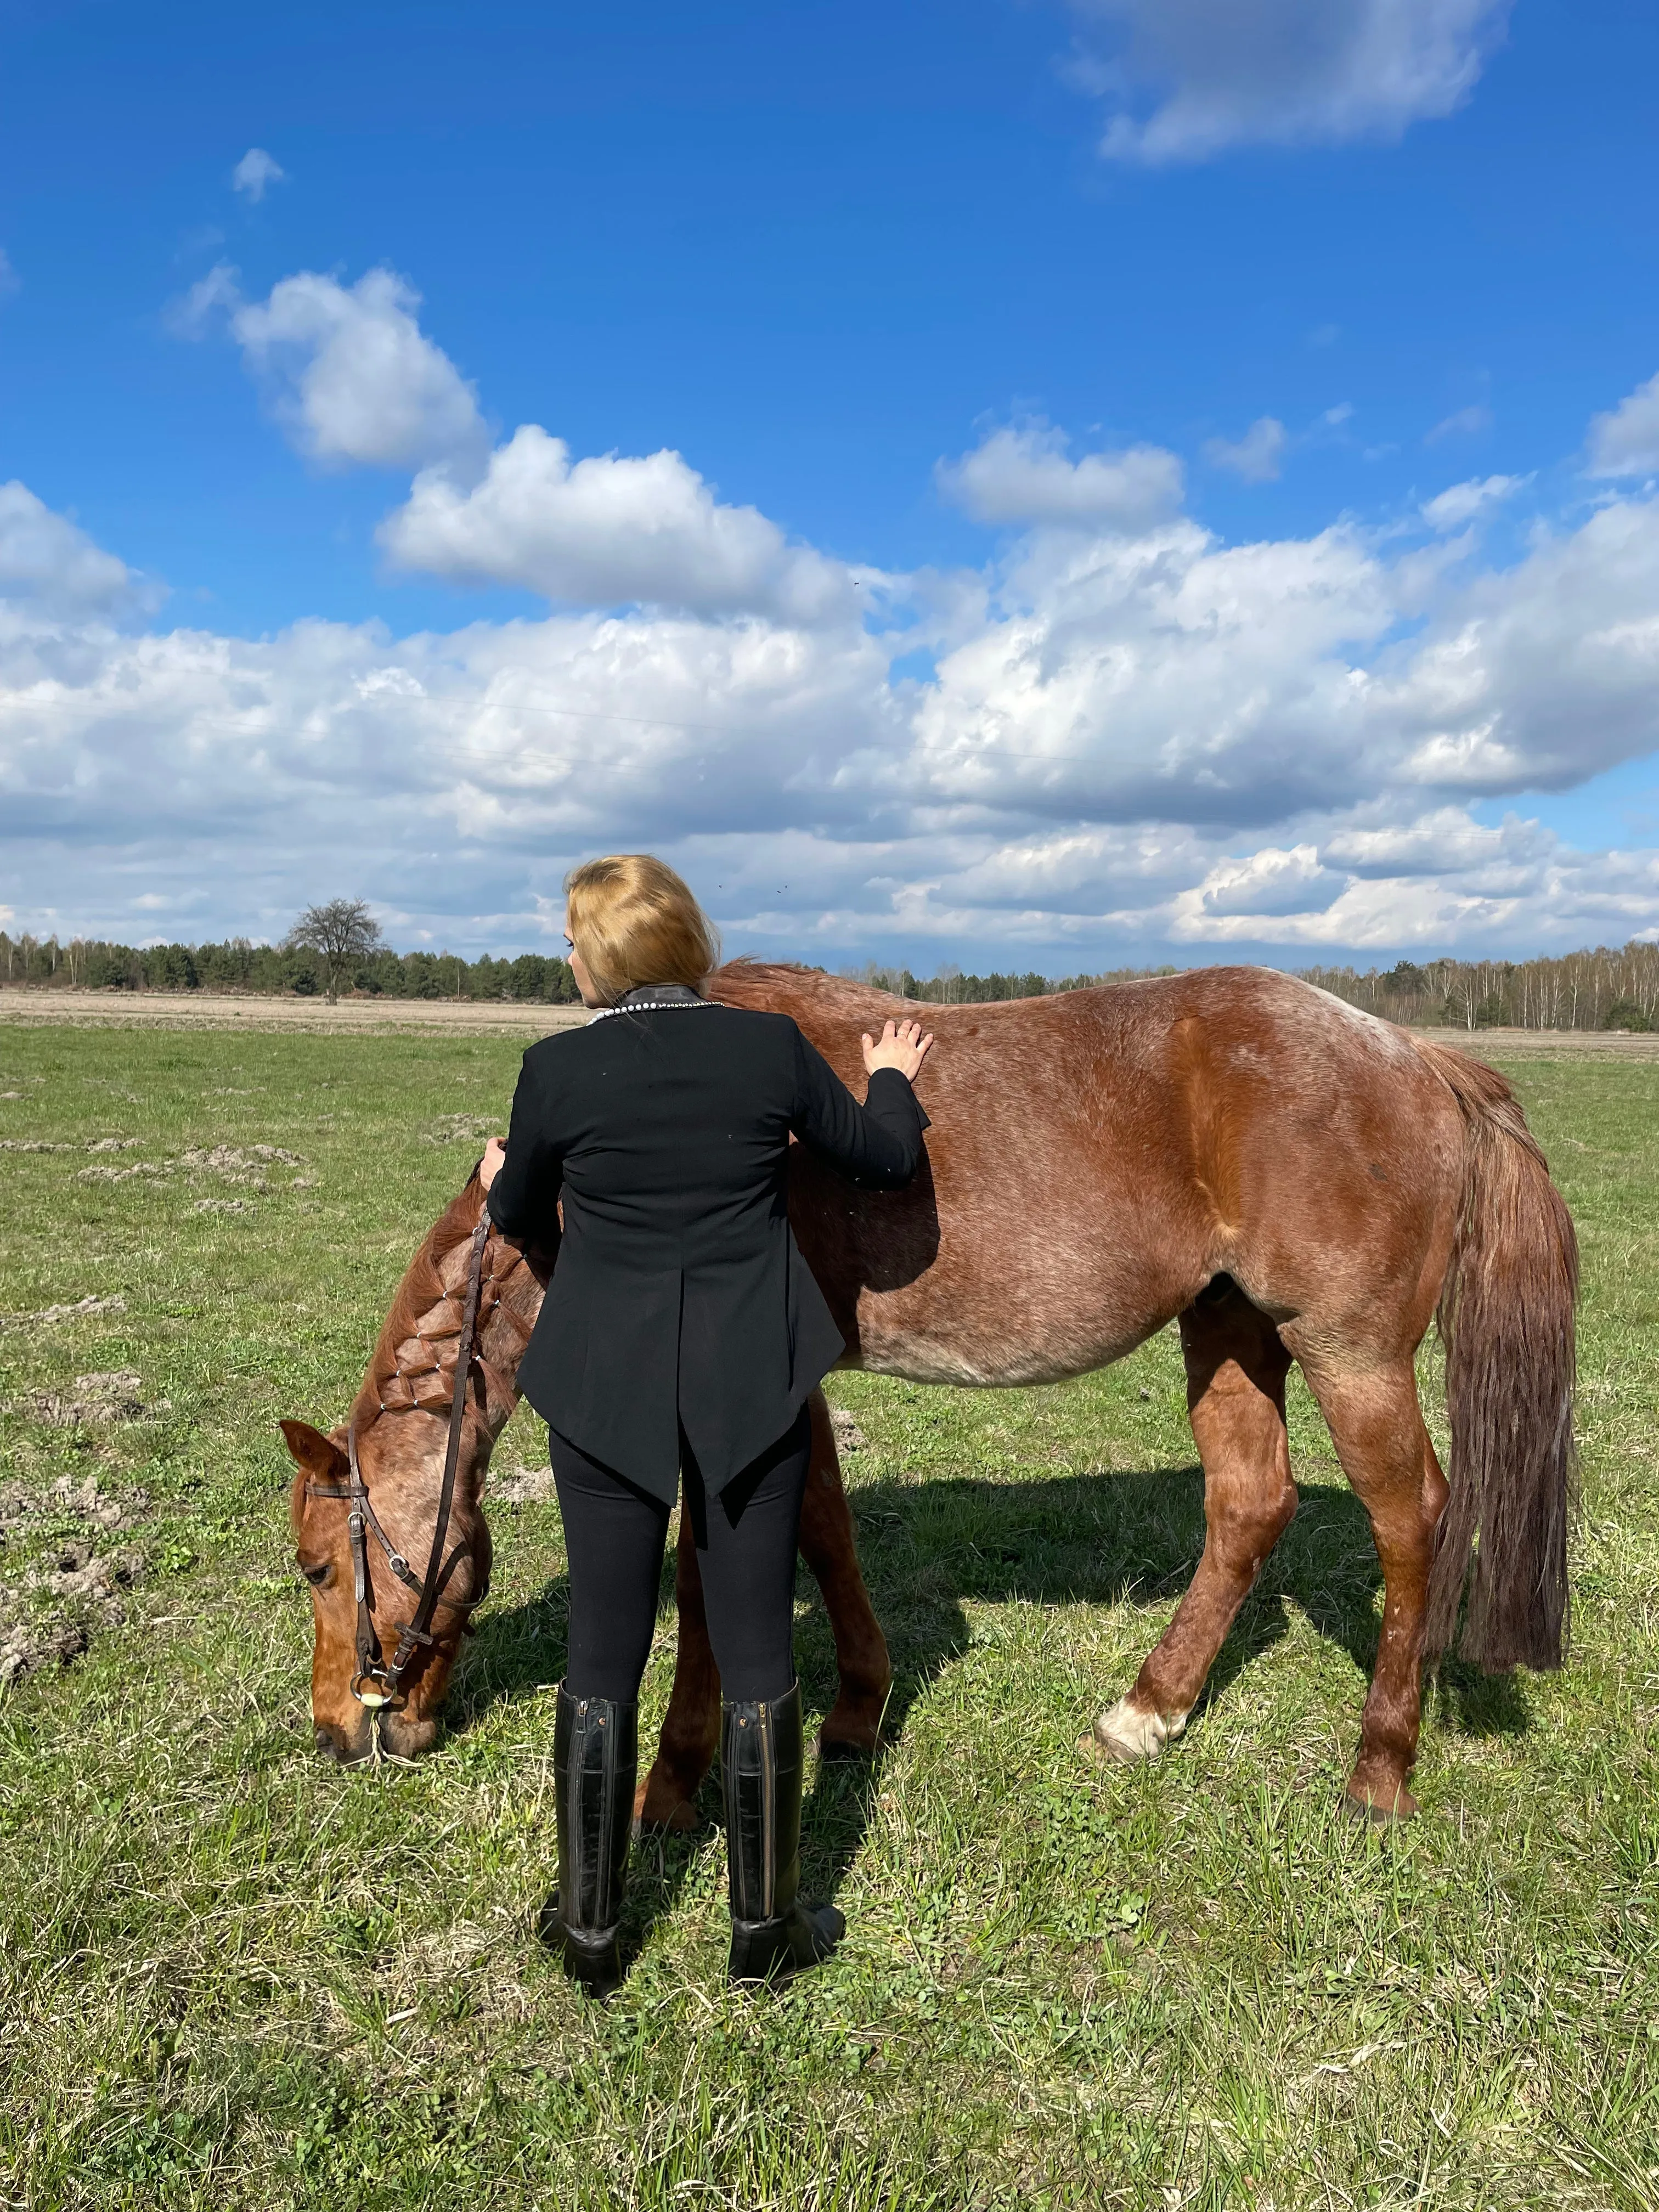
[{"left": 305, "top": 1207, "right": 493, "bottom": 1711}]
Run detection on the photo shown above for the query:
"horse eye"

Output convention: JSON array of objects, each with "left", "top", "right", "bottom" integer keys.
[{"left": 297, "top": 1557, "right": 332, "bottom": 1587}]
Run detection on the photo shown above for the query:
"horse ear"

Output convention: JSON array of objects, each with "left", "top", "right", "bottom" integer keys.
[{"left": 279, "top": 1419, "right": 348, "bottom": 1482}]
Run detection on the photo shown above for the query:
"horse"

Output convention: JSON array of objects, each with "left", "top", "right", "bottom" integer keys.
[{"left": 284, "top": 961, "right": 1577, "bottom": 1822}]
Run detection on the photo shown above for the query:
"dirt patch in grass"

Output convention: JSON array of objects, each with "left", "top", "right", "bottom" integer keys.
[
  {"left": 3, "top": 1137, "right": 143, "bottom": 1156},
  {"left": 29, "top": 1536, "right": 145, "bottom": 1608},
  {"left": 182, "top": 1142, "right": 304, "bottom": 1175},
  {"left": 0, "top": 1616, "right": 87, "bottom": 1686},
  {"left": 425, "top": 1113, "right": 498, "bottom": 1146},
  {"left": 0, "top": 1293, "right": 126, "bottom": 1330},
  {"left": 73, "top": 1141, "right": 308, "bottom": 1193},
  {"left": 4, "top": 1133, "right": 311, "bottom": 1196},
  {"left": 831, "top": 1407, "right": 869, "bottom": 1454},
  {"left": 0, "top": 1474, "right": 150, "bottom": 1535},
  {"left": 489, "top": 1464, "right": 557, "bottom": 1503},
  {"left": 14, "top": 1369, "right": 148, "bottom": 1425},
  {"left": 0, "top": 1474, "right": 153, "bottom": 1686}
]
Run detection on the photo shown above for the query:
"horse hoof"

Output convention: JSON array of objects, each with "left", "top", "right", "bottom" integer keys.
[
  {"left": 1342, "top": 1782, "right": 1417, "bottom": 1824},
  {"left": 636, "top": 1796, "right": 701, "bottom": 1835},
  {"left": 817, "top": 1737, "right": 868, "bottom": 1763},
  {"left": 818, "top": 1689, "right": 890, "bottom": 1761},
  {"left": 819, "top": 1716, "right": 883, "bottom": 1761},
  {"left": 1085, "top": 1696, "right": 1186, "bottom": 1765}
]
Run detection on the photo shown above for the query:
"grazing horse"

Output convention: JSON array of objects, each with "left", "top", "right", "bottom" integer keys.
[{"left": 284, "top": 962, "right": 1576, "bottom": 1821}]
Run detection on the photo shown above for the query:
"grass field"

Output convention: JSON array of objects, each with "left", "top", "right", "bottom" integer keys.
[{"left": 1, "top": 1018, "right": 1656, "bottom": 2211}]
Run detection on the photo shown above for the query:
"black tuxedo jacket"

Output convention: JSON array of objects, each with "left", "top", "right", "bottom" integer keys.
[{"left": 486, "top": 985, "right": 928, "bottom": 1501}]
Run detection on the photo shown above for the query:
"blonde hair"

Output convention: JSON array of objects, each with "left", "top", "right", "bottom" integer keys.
[{"left": 563, "top": 855, "right": 720, "bottom": 1006}]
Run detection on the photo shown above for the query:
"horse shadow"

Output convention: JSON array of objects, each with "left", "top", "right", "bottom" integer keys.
[
  {"left": 794, "top": 1462, "right": 1530, "bottom": 1905},
  {"left": 448, "top": 1459, "right": 1529, "bottom": 1933}
]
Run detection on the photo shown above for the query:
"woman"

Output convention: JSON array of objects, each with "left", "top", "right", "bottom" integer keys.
[{"left": 482, "top": 854, "right": 932, "bottom": 1994}]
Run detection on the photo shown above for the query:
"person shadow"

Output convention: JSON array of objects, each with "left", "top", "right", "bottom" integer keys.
[{"left": 447, "top": 1458, "right": 1530, "bottom": 1950}]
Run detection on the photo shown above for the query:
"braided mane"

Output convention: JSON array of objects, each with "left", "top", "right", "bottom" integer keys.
[{"left": 348, "top": 1174, "right": 543, "bottom": 1436}]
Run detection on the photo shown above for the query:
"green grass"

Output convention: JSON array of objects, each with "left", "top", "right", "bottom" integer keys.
[{"left": 1, "top": 1024, "right": 1656, "bottom": 2210}]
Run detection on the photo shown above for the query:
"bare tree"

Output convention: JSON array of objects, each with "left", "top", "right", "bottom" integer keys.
[{"left": 284, "top": 898, "right": 386, "bottom": 1005}]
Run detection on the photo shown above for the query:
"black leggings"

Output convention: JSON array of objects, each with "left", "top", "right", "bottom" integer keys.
[{"left": 549, "top": 1404, "right": 812, "bottom": 1706}]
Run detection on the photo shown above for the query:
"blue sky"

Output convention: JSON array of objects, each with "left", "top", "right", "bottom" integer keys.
[{"left": 3, "top": 0, "right": 1658, "bottom": 968}]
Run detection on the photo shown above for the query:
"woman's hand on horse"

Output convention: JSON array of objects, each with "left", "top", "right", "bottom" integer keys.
[
  {"left": 480, "top": 1137, "right": 507, "bottom": 1191},
  {"left": 862, "top": 1018, "right": 934, "bottom": 1083}
]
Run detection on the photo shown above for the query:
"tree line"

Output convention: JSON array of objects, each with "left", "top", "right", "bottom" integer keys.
[
  {"left": 3, "top": 924, "right": 1658, "bottom": 1029},
  {"left": 1296, "top": 945, "right": 1659, "bottom": 1032},
  {"left": 0, "top": 930, "right": 584, "bottom": 1005},
  {"left": 854, "top": 961, "right": 1178, "bottom": 1003}
]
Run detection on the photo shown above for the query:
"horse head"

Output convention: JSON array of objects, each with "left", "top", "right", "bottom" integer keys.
[
  {"left": 281, "top": 1177, "right": 545, "bottom": 1763},
  {"left": 282, "top": 1407, "right": 494, "bottom": 1762}
]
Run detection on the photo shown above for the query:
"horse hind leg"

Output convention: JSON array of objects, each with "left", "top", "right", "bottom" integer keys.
[
  {"left": 1290, "top": 1350, "right": 1448, "bottom": 1820},
  {"left": 798, "top": 1390, "right": 893, "bottom": 1757},
  {"left": 1089, "top": 1277, "right": 1297, "bottom": 1764}
]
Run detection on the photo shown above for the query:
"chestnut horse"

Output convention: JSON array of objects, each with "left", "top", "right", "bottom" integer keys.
[{"left": 284, "top": 962, "right": 1576, "bottom": 1821}]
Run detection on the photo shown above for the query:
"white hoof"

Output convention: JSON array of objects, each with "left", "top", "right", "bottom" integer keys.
[{"left": 1087, "top": 1695, "right": 1187, "bottom": 1764}]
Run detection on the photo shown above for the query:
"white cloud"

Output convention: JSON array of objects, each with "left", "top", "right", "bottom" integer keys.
[
  {"left": 1321, "top": 807, "right": 1543, "bottom": 878},
  {"left": 222, "top": 268, "right": 488, "bottom": 470},
  {"left": 908, "top": 449, "right": 1659, "bottom": 847},
  {"left": 1066, "top": 0, "right": 1510, "bottom": 165},
  {"left": 1426, "top": 402, "right": 1493, "bottom": 443},
  {"left": 1167, "top": 828, "right": 1659, "bottom": 950},
  {"left": 936, "top": 423, "right": 1183, "bottom": 530},
  {"left": 380, "top": 424, "right": 860, "bottom": 623},
  {"left": 1420, "top": 473, "right": 1526, "bottom": 531},
  {"left": 1379, "top": 498, "right": 1659, "bottom": 794},
  {"left": 1203, "top": 416, "right": 1288, "bottom": 483},
  {"left": 1588, "top": 370, "right": 1659, "bottom": 479},
  {"left": 0, "top": 482, "right": 139, "bottom": 616},
  {"left": 185, "top": 262, "right": 858, "bottom": 620},
  {"left": 231, "top": 148, "right": 286, "bottom": 202},
  {"left": 168, "top": 259, "right": 242, "bottom": 338},
  {"left": 9, "top": 363, "right": 1659, "bottom": 962},
  {"left": 909, "top": 515, "right": 1399, "bottom": 829},
  {"left": 1193, "top": 844, "right": 1350, "bottom": 918}
]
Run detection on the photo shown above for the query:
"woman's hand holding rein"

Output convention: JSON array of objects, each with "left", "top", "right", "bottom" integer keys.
[{"left": 861, "top": 1017, "right": 934, "bottom": 1084}]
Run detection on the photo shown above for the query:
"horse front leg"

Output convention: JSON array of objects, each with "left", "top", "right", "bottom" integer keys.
[
  {"left": 635, "top": 1512, "right": 720, "bottom": 1832},
  {"left": 800, "top": 1389, "right": 892, "bottom": 1756}
]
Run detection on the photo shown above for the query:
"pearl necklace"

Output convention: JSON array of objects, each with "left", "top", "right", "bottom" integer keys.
[{"left": 590, "top": 998, "right": 719, "bottom": 1020}]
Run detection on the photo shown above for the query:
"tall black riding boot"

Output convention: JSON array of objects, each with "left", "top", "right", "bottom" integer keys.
[
  {"left": 550, "top": 1684, "right": 636, "bottom": 1997},
  {"left": 722, "top": 1681, "right": 845, "bottom": 1985}
]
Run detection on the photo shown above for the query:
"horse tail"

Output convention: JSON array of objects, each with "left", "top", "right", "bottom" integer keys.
[{"left": 1415, "top": 1040, "right": 1578, "bottom": 1672}]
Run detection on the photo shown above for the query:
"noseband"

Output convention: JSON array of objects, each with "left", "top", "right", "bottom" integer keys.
[{"left": 305, "top": 1206, "right": 493, "bottom": 1709}]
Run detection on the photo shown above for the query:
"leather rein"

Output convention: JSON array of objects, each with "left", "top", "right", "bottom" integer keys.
[{"left": 305, "top": 1207, "right": 493, "bottom": 1711}]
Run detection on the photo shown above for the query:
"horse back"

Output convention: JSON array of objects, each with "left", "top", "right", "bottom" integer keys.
[{"left": 709, "top": 962, "right": 1466, "bottom": 1384}]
